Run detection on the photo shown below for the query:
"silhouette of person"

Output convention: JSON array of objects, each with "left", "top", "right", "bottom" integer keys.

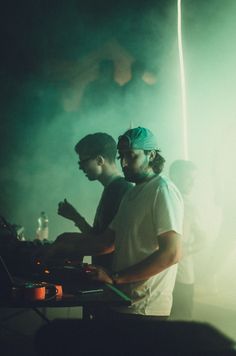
[
  {"left": 205, "top": 125, "right": 236, "bottom": 294},
  {"left": 169, "top": 160, "right": 206, "bottom": 320}
]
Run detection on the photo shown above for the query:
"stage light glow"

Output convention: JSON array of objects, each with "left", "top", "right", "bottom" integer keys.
[{"left": 177, "top": 0, "right": 188, "bottom": 159}]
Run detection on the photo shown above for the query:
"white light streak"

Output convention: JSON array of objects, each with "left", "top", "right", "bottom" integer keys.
[{"left": 177, "top": 0, "right": 189, "bottom": 159}]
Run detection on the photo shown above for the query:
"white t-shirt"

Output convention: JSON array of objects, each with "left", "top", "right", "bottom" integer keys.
[{"left": 110, "top": 174, "right": 183, "bottom": 316}]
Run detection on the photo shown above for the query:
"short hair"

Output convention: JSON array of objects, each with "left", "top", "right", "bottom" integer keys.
[
  {"left": 144, "top": 150, "right": 165, "bottom": 174},
  {"left": 169, "top": 160, "right": 197, "bottom": 179},
  {"left": 74, "top": 133, "right": 117, "bottom": 163}
]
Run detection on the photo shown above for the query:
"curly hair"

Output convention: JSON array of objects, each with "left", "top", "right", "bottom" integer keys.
[{"left": 144, "top": 150, "right": 165, "bottom": 174}]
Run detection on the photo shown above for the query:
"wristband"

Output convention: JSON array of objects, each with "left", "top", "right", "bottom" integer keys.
[{"left": 111, "top": 272, "right": 119, "bottom": 285}]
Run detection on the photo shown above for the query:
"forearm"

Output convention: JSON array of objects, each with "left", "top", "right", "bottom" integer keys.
[
  {"left": 73, "top": 213, "right": 93, "bottom": 234},
  {"left": 113, "top": 251, "right": 177, "bottom": 285},
  {"left": 54, "top": 229, "right": 115, "bottom": 258},
  {"left": 112, "top": 232, "right": 182, "bottom": 285},
  {"left": 70, "top": 235, "right": 114, "bottom": 256}
]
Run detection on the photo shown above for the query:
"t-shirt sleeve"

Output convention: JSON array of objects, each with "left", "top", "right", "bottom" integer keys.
[{"left": 153, "top": 182, "right": 184, "bottom": 236}]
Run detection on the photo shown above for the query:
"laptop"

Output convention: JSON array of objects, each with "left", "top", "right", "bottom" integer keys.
[{"left": 0, "top": 255, "right": 29, "bottom": 299}]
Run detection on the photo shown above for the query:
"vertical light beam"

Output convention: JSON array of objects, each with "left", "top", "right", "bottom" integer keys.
[{"left": 177, "top": 0, "right": 189, "bottom": 159}]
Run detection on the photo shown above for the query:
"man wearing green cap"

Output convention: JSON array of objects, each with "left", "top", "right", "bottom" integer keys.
[{"left": 48, "top": 127, "right": 183, "bottom": 319}]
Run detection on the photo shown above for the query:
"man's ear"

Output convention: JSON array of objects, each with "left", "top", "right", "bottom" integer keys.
[
  {"left": 148, "top": 150, "right": 157, "bottom": 163},
  {"left": 96, "top": 155, "right": 105, "bottom": 166}
]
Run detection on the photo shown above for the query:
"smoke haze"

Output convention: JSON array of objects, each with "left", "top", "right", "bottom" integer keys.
[{"left": 0, "top": 0, "right": 236, "bottom": 339}]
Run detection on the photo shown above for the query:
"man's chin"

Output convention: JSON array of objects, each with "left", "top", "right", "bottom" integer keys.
[
  {"left": 124, "top": 173, "right": 141, "bottom": 183},
  {"left": 124, "top": 172, "right": 150, "bottom": 184},
  {"left": 124, "top": 172, "right": 134, "bottom": 182}
]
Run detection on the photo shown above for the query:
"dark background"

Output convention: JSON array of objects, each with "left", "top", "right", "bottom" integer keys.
[{"left": 0, "top": 0, "right": 235, "bottom": 240}]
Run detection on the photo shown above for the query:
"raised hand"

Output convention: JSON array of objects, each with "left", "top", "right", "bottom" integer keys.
[
  {"left": 58, "top": 199, "right": 79, "bottom": 221},
  {"left": 58, "top": 199, "right": 92, "bottom": 234}
]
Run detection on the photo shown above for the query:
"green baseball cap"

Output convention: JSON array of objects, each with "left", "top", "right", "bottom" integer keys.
[{"left": 118, "top": 127, "right": 159, "bottom": 150}]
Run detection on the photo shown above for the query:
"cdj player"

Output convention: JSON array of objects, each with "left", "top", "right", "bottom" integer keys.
[
  {"left": 30, "top": 260, "right": 101, "bottom": 293},
  {"left": 0, "top": 216, "right": 101, "bottom": 293}
]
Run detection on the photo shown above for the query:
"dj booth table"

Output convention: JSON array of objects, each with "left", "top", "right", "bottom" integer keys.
[
  {"left": 0, "top": 258, "right": 132, "bottom": 324},
  {"left": 1, "top": 283, "right": 130, "bottom": 308},
  {"left": 0, "top": 283, "right": 131, "bottom": 323},
  {"left": 0, "top": 253, "right": 131, "bottom": 318},
  {"left": 0, "top": 279, "right": 131, "bottom": 355}
]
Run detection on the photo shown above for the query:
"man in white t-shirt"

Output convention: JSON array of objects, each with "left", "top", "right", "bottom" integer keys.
[{"left": 48, "top": 127, "right": 183, "bottom": 319}]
